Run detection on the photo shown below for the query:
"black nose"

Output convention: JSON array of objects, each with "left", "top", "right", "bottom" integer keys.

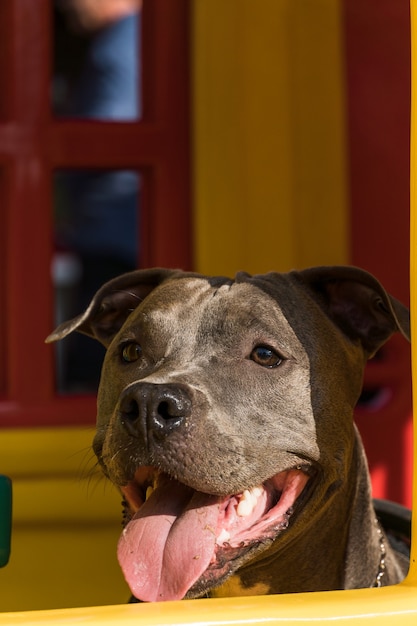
[{"left": 118, "top": 382, "right": 192, "bottom": 438}]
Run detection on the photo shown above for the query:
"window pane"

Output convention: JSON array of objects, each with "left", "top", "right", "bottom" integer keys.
[
  {"left": 53, "top": 1, "right": 142, "bottom": 121},
  {"left": 53, "top": 168, "right": 141, "bottom": 394}
]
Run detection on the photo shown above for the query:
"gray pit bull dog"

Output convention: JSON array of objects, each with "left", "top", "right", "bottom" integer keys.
[{"left": 46, "top": 266, "right": 410, "bottom": 602}]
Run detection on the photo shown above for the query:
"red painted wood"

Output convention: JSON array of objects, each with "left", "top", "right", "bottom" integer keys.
[
  {"left": 1, "top": 0, "right": 54, "bottom": 408},
  {"left": 0, "top": 396, "right": 98, "bottom": 428},
  {"left": 139, "top": 0, "right": 191, "bottom": 269},
  {"left": 0, "top": 0, "right": 191, "bottom": 427},
  {"left": 343, "top": 0, "right": 412, "bottom": 506}
]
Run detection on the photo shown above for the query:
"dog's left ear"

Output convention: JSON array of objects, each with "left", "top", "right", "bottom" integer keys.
[
  {"left": 45, "top": 268, "right": 180, "bottom": 347},
  {"left": 295, "top": 266, "right": 410, "bottom": 357}
]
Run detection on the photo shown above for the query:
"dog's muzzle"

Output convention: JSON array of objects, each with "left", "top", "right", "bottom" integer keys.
[{"left": 118, "top": 382, "right": 192, "bottom": 439}]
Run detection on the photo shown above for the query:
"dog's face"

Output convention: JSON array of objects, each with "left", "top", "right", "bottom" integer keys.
[
  {"left": 97, "top": 277, "right": 321, "bottom": 602},
  {"left": 46, "top": 266, "right": 409, "bottom": 602}
]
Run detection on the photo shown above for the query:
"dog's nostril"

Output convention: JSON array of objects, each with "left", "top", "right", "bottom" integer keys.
[
  {"left": 150, "top": 397, "right": 188, "bottom": 436},
  {"left": 120, "top": 397, "right": 143, "bottom": 438},
  {"left": 158, "top": 401, "right": 173, "bottom": 421},
  {"left": 121, "top": 398, "right": 140, "bottom": 422}
]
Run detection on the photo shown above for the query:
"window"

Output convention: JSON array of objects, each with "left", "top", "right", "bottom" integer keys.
[{"left": 0, "top": 0, "right": 191, "bottom": 426}]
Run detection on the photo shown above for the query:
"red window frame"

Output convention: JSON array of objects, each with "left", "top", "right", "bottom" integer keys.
[{"left": 0, "top": 0, "right": 191, "bottom": 427}]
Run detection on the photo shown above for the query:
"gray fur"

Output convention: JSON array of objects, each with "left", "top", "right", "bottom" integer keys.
[{"left": 46, "top": 265, "right": 410, "bottom": 598}]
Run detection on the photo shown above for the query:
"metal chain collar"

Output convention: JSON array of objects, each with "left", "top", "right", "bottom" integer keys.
[{"left": 372, "top": 518, "right": 387, "bottom": 588}]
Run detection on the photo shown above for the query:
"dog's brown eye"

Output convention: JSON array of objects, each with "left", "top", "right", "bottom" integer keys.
[
  {"left": 122, "top": 343, "right": 142, "bottom": 363},
  {"left": 251, "top": 345, "right": 282, "bottom": 368}
]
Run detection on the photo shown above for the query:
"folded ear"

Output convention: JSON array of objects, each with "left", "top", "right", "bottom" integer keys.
[
  {"left": 294, "top": 266, "right": 410, "bottom": 357},
  {"left": 45, "top": 268, "right": 180, "bottom": 347}
]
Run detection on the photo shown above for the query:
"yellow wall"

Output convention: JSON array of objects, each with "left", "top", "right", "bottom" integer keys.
[
  {"left": 0, "top": 428, "right": 129, "bottom": 611},
  {"left": 192, "top": 0, "right": 349, "bottom": 276}
]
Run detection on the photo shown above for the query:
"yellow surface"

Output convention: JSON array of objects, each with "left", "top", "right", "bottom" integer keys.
[
  {"left": 192, "top": 0, "right": 349, "bottom": 276},
  {"left": 0, "top": 427, "right": 129, "bottom": 612},
  {"left": 1, "top": 586, "right": 417, "bottom": 625}
]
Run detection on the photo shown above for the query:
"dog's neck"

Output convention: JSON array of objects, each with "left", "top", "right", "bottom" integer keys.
[{"left": 343, "top": 429, "right": 405, "bottom": 589}]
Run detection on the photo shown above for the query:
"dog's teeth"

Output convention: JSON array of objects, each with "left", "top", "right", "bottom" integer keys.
[
  {"left": 237, "top": 499, "right": 253, "bottom": 517},
  {"left": 236, "top": 486, "right": 263, "bottom": 517},
  {"left": 237, "top": 490, "right": 255, "bottom": 517},
  {"left": 146, "top": 486, "right": 154, "bottom": 500},
  {"left": 216, "top": 529, "right": 231, "bottom": 545}
]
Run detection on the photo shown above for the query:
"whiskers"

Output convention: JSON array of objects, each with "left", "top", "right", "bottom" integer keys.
[
  {"left": 93, "top": 421, "right": 141, "bottom": 488},
  {"left": 69, "top": 444, "right": 110, "bottom": 498}
]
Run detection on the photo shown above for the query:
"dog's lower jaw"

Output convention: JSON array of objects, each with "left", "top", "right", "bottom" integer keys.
[{"left": 118, "top": 467, "right": 310, "bottom": 602}]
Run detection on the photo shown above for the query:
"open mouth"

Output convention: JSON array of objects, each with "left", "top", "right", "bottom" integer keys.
[{"left": 118, "top": 466, "right": 310, "bottom": 602}]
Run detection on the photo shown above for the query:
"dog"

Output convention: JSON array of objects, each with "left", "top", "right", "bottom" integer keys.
[{"left": 46, "top": 265, "right": 410, "bottom": 602}]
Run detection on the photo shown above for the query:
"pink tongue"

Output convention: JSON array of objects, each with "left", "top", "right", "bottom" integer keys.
[{"left": 117, "top": 481, "right": 221, "bottom": 602}]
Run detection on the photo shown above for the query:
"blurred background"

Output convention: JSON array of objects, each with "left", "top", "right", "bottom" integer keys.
[{"left": 0, "top": 0, "right": 412, "bottom": 612}]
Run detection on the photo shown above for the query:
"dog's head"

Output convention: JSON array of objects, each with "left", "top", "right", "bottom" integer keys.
[{"left": 46, "top": 266, "right": 409, "bottom": 601}]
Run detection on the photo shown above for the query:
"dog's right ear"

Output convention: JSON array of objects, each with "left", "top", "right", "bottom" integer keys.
[{"left": 45, "top": 268, "right": 180, "bottom": 347}]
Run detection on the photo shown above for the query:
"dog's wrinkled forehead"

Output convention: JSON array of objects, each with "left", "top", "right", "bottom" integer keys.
[
  {"left": 122, "top": 276, "right": 304, "bottom": 357},
  {"left": 139, "top": 277, "right": 220, "bottom": 317}
]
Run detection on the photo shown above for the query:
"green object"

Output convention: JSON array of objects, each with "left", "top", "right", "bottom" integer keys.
[{"left": 0, "top": 475, "right": 12, "bottom": 567}]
